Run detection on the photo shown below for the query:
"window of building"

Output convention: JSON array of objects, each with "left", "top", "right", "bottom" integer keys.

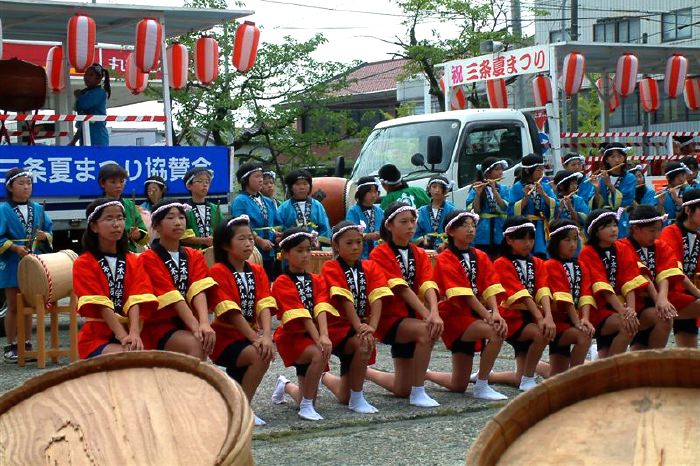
[
  {"left": 549, "top": 28, "right": 570, "bottom": 42},
  {"left": 135, "top": 137, "right": 144, "bottom": 146},
  {"left": 662, "top": 8, "right": 692, "bottom": 42},
  {"left": 593, "top": 17, "right": 641, "bottom": 43}
]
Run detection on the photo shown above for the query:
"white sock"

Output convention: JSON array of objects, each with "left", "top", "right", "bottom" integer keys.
[
  {"left": 254, "top": 414, "right": 266, "bottom": 426},
  {"left": 475, "top": 378, "right": 488, "bottom": 388},
  {"left": 348, "top": 389, "right": 378, "bottom": 414},
  {"left": 409, "top": 385, "right": 440, "bottom": 407},
  {"left": 298, "top": 398, "right": 323, "bottom": 421},
  {"left": 519, "top": 375, "right": 537, "bottom": 391},
  {"left": 473, "top": 379, "right": 508, "bottom": 401}
]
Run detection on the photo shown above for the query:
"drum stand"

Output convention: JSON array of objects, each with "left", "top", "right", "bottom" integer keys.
[{"left": 16, "top": 293, "right": 78, "bottom": 368}]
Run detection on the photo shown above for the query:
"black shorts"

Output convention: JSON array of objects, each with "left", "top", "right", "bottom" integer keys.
[
  {"left": 215, "top": 339, "right": 253, "bottom": 383},
  {"left": 506, "top": 322, "right": 532, "bottom": 356},
  {"left": 86, "top": 338, "right": 120, "bottom": 359},
  {"left": 673, "top": 318, "right": 699, "bottom": 336},
  {"left": 548, "top": 331, "right": 572, "bottom": 357},
  {"left": 594, "top": 315, "right": 616, "bottom": 350},
  {"left": 451, "top": 337, "right": 476, "bottom": 356},
  {"left": 382, "top": 318, "right": 416, "bottom": 359}
]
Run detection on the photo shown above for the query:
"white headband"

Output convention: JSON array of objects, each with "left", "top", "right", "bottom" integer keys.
[
  {"left": 630, "top": 164, "right": 646, "bottom": 173},
  {"left": 331, "top": 222, "right": 366, "bottom": 242},
  {"left": 185, "top": 169, "right": 213, "bottom": 185},
  {"left": 603, "top": 146, "right": 630, "bottom": 156},
  {"left": 227, "top": 214, "right": 250, "bottom": 227},
  {"left": 356, "top": 179, "right": 381, "bottom": 189},
  {"left": 151, "top": 202, "right": 192, "bottom": 221},
  {"left": 485, "top": 160, "right": 508, "bottom": 173},
  {"left": 385, "top": 205, "right": 418, "bottom": 225},
  {"left": 5, "top": 171, "right": 31, "bottom": 185},
  {"left": 379, "top": 177, "right": 403, "bottom": 186},
  {"left": 279, "top": 231, "right": 317, "bottom": 249},
  {"left": 521, "top": 161, "right": 545, "bottom": 169},
  {"left": 666, "top": 163, "right": 691, "bottom": 177},
  {"left": 87, "top": 201, "right": 124, "bottom": 224},
  {"left": 549, "top": 224, "right": 579, "bottom": 238},
  {"left": 428, "top": 178, "right": 454, "bottom": 191},
  {"left": 263, "top": 171, "right": 276, "bottom": 180},
  {"left": 586, "top": 209, "right": 622, "bottom": 235},
  {"left": 144, "top": 179, "right": 165, "bottom": 187},
  {"left": 682, "top": 198, "right": 700, "bottom": 207},
  {"left": 240, "top": 167, "right": 263, "bottom": 182},
  {"left": 563, "top": 155, "right": 585, "bottom": 164},
  {"left": 445, "top": 211, "right": 479, "bottom": 232},
  {"left": 556, "top": 172, "right": 583, "bottom": 186},
  {"left": 628, "top": 214, "right": 668, "bottom": 225},
  {"left": 504, "top": 222, "right": 536, "bottom": 235}
]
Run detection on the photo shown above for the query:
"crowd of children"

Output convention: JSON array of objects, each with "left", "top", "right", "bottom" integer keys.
[{"left": 2, "top": 144, "right": 700, "bottom": 424}]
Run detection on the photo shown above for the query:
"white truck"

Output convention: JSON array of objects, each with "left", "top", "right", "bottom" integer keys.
[{"left": 349, "top": 108, "right": 544, "bottom": 207}]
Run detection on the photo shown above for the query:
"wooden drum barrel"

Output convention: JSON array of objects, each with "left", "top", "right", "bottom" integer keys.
[
  {"left": 0, "top": 352, "right": 254, "bottom": 465},
  {"left": 203, "top": 247, "right": 263, "bottom": 269},
  {"left": 311, "top": 177, "right": 357, "bottom": 226},
  {"left": 467, "top": 349, "right": 700, "bottom": 466},
  {"left": 18, "top": 250, "right": 79, "bottom": 305},
  {"left": 0, "top": 59, "right": 47, "bottom": 112}
]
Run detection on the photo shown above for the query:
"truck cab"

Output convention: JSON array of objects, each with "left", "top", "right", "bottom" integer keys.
[{"left": 350, "top": 108, "right": 542, "bottom": 207}]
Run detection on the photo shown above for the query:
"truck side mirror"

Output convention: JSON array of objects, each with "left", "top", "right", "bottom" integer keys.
[
  {"left": 410, "top": 153, "right": 425, "bottom": 167},
  {"left": 334, "top": 156, "right": 346, "bottom": 177},
  {"left": 427, "top": 136, "right": 443, "bottom": 166}
]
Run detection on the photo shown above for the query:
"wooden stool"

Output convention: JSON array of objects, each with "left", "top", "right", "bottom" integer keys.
[{"left": 16, "top": 293, "right": 78, "bottom": 368}]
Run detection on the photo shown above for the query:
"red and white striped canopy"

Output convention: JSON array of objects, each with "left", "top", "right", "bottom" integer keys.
[
  {"left": 639, "top": 77, "right": 660, "bottom": 113},
  {"left": 486, "top": 78, "right": 508, "bottom": 109},
  {"left": 195, "top": 36, "right": 219, "bottom": 86},
  {"left": 614, "top": 53, "right": 639, "bottom": 97},
  {"left": 532, "top": 75, "right": 552, "bottom": 106},
  {"left": 439, "top": 78, "right": 467, "bottom": 110},
  {"left": 125, "top": 52, "right": 148, "bottom": 95},
  {"left": 232, "top": 21, "right": 260, "bottom": 73},
  {"left": 166, "top": 43, "right": 188, "bottom": 91},
  {"left": 562, "top": 52, "right": 585, "bottom": 96},
  {"left": 684, "top": 77, "right": 700, "bottom": 111},
  {"left": 135, "top": 18, "right": 163, "bottom": 73},
  {"left": 46, "top": 46, "right": 65, "bottom": 93},
  {"left": 664, "top": 54, "right": 688, "bottom": 99},
  {"left": 67, "top": 14, "right": 96, "bottom": 73}
]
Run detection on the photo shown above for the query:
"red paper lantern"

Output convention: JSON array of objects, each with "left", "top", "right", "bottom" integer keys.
[
  {"left": 46, "top": 46, "right": 66, "bottom": 93},
  {"left": 664, "top": 54, "right": 688, "bottom": 99},
  {"left": 596, "top": 78, "right": 620, "bottom": 113},
  {"left": 614, "top": 53, "right": 638, "bottom": 97},
  {"left": 167, "top": 43, "right": 188, "bottom": 90},
  {"left": 439, "top": 78, "right": 467, "bottom": 110},
  {"left": 532, "top": 75, "right": 552, "bottom": 106},
  {"left": 639, "top": 77, "right": 660, "bottom": 113},
  {"left": 67, "top": 14, "right": 96, "bottom": 73},
  {"left": 195, "top": 36, "right": 219, "bottom": 85},
  {"left": 135, "top": 18, "right": 163, "bottom": 73},
  {"left": 684, "top": 77, "right": 700, "bottom": 111},
  {"left": 232, "top": 21, "right": 260, "bottom": 73},
  {"left": 486, "top": 78, "right": 508, "bottom": 109},
  {"left": 562, "top": 52, "right": 585, "bottom": 96},
  {"left": 125, "top": 52, "right": 148, "bottom": 95}
]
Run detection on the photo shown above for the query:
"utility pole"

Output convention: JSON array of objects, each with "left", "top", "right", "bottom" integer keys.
[
  {"left": 511, "top": 0, "right": 525, "bottom": 108},
  {"left": 570, "top": 0, "right": 579, "bottom": 132},
  {"left": 560, "top": 0, "right": 567, "bottom": 134}
]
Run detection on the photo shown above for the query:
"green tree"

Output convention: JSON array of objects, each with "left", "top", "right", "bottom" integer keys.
[{"left": 151, "top": 0, "right": 358, "bottom": 175}]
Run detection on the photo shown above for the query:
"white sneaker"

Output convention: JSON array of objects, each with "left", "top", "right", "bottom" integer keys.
[
  {"left": 254, "top": 414, "right": 267, "bottom": 426},
  {"left": 473, "top": 384, "right": 508, "bottom": 401},
  {"left": 348, "top": 395, "right": 379, "bottom": 414},
  {"left": 469, "top": 370, "right": 478, "bottom": 383},
  {"left": 271, "top": 375, "right": 289, "bottom": 405},
  {"left": 409, "top": 387, "right": 440, "bottom": 408},
  {"left": 588, "top": 343, "right": 598, "bottom": 361},
  {"left": 298, "top": 404, "right": 324, "bottom": 421},
  {"left": 519, "top": 376, "right": 537, "bottom": 391}
]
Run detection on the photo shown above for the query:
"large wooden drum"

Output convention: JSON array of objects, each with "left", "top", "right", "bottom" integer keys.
[
  {"left": 311, "top": 177, "right": 357, "bottom": 226},
  {"left": 0, "top": 352, "right": 254, "bottom": 465},
  {"left": 0, "top": 59, "right": 47, "bottom": 112},
  {"left": 308, "top": 250, "right": 333, "bottom": 275},
  {"left": 467, "top": 349, "right": 700, "bottom": 466},
  {"left": 18, "top": 250, "right": 79, "bottom": 304}
]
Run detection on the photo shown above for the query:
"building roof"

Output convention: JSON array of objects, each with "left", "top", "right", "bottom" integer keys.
[{"left": 331, "top": 58, "right": 410, "bottom": 97}]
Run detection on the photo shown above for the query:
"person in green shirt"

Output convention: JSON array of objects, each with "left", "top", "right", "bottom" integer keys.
[
  {"left": 180, "top": 167, "right": 223, "bottom": 250},
  {"left": 378, "top": 163, "right": 431, "bottom": 209},
  {"left": 97, "top": 163, "right": 149, "bottom": 252}
]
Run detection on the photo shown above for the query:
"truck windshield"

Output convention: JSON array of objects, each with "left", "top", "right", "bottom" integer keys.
[{"left": 351, "top": 120, "right": 459, "bottom": 182}]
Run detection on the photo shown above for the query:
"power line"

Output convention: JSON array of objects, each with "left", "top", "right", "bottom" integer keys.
[{"left": 257, "top": 0, "right": 413, "bottom": 18}]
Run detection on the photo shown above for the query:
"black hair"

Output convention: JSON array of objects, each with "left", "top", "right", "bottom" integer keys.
[
  {"left": 380, "top": 202, "right": 416, "bottom": 243},
  {"left": 355, "top": 176, "right": 379, "bottom": 203},
  {"left": 601, "top": 142, "right": 628, "bottom": 171},
  {"left": 631, "top": 166, "right": 648, "bottom": 205},
  {"left": 144, "top": 175, "right": 166, "bottom": 205},
  {"left": 553, "top": 170, "right": 581, "bottom": 194},
  {"left": 664, "top": 161, "right": 689, "bottom": 183},
  {"left": 426, "top": 175, "right": 450, "bottom": 195},
  {"left": 378, "top": 164, "right": 408, "bottom": 192},
  {"left": 4, "top": 167, "right": 31, "bottom": 199},
  {"left": 284, "top": 169, "right": 313, "bottom": 195},
  {"left": 212, "top": 216, "right": 253, "bottom": 264},
  {"left": 677, "top": 188, "right": 700, "bottom": 226},
  {"left": 680, "top": 156, "right": 699, "bottom": 172},
  {"left": 476, "top": 157, "right": 505, "bottom": 183},
  {"left": 97, "top": 163, "right": 127, "bottom": 187},
  {"left": 628, "top": 205, "right": 664, "bottom": 236},
  {"left": 87, "top": 63, "right": 111, "bottom": 99},
  {"left": 183, "top": 166, "right": 212, "bottom": 188},
  {"left": 236, "top": 162, "right": 264, "bottom": 190},
  {"left": 279, "top": 226, "right": 313, "bottom": 252},
  {"left": 82, "top": 198, "right": 128, "bottom": 255},
  {"left": 443, "top": 209, "right": 476, "bottom": 247},
  {"left": 546, "top": 218, "right": 579, "bottom": 260},
  {"left": 151, "top": 199, "right": 188, "bottom": 228},
  {"left": 500, "top": 215, "right": 535, "bottom": 256},
  {"left": 331, "top": 220, "right": 358, "bottom": 242},
  {"left": 519, "top": 153, "right": 544, "bottom": 183},
  {"left": 585, "top": 208, "right": 618, "bottom": 248}
]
